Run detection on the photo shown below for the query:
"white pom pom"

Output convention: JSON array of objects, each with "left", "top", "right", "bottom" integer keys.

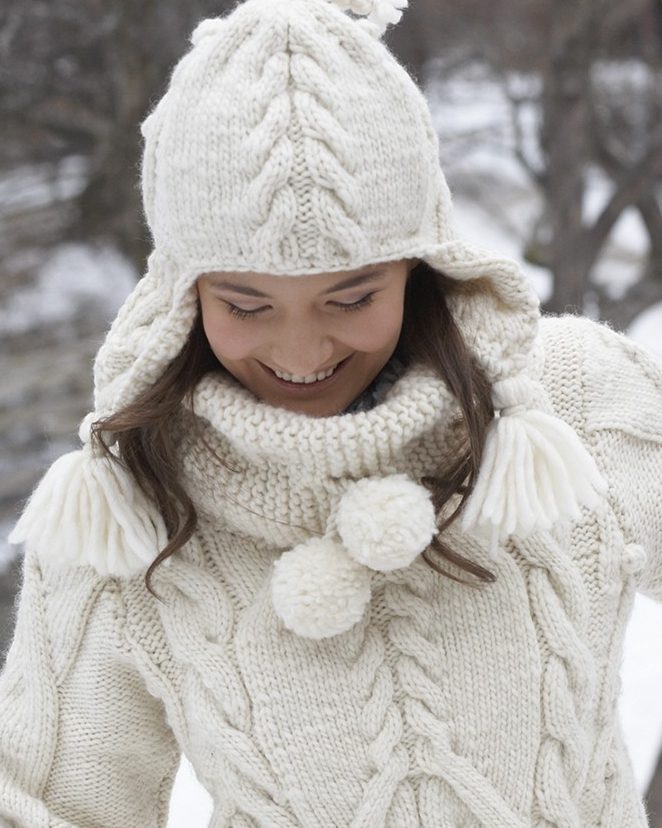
[
  {"left": 368, "top": 0, "right": 408, "bottom": 30},
  {"left": 8, "top": 447, "right": 168, "bottom": 578},
  {"left": 336, "top": 474, "right": 438, "bottom": 571},
  {"left": 271, "top": 537, "right": 372, "bottom": 639},
  {"left": 327, "top": 0, "right": 408, "bottom": 39}
]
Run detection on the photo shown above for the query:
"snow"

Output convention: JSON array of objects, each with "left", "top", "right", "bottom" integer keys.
[
  {"left": 0, "top": 522, "right": 15, "bottom": 574},
  {"left": 0, "top": 156, "right": 89, "bottom": 212},
  {"left": 450, "top": 193, "right": 552, "bottom": 303},
  {"left": 168, "top": 758, "right": 214, "bottom": 827},
  {"left": 0, "top": 241, "right": 135, "bottom": 334},
  {"left": 620, "top": 593, "right": 662, "bottom": 793},
  {"left": 630, "top": 303, "right": 662, "bottom": 356},
  {"left": 429, "top": 61, "right": 543, "bottom": 189}
]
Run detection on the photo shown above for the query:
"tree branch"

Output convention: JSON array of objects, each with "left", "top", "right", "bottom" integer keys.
[{"left": 582, "top": 126, "right": 662, "bottom": 266}]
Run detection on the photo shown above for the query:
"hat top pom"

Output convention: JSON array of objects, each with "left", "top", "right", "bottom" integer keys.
[{"left": 325, "top": 0, "right": 408, "bottom": 38}]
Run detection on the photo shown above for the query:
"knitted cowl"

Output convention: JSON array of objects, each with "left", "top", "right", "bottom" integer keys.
[{"left": 118, "top": 317, "right": 646, "bottom": 827}]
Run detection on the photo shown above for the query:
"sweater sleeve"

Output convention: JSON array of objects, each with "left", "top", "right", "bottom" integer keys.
[
  {"left": 580, "top": 318, "right": 662, "bottom": 602},
  {"left": 0, "top": 544, "right": 181, "bottom": 828}
]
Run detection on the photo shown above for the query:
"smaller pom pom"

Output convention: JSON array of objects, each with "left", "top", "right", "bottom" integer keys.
[
  {"left": 327, "top": 0, "right": 408, "bottom": 39},
  {"left": 336, "top": 474, "right": 438, "bottom": 571},
  {"left": 271, "top": 537, "right": 372, "bottom": 639}
]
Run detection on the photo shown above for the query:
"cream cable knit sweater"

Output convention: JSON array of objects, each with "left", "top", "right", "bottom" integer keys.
[{"left": 1, "top": 313, "right": 661, "bottom": 828}]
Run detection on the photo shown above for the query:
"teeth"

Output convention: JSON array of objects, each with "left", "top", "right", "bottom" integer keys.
[{"left": 274, "top": 362, "right": 339, "bottom": 383}]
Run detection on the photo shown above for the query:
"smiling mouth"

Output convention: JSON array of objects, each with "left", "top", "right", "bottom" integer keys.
[
  {"left": 272, "top": 361, "right": 341, "bottom": 382},
  {"left": 261, "top": 355, "right": 353, "bottom": 388}
]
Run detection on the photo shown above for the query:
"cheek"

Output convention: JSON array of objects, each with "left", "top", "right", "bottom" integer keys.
[
  {"left": 343, "top": 299, "right": 404, "bottom": 352},
  {"left": 200, "top": 306, "right": 262, "bottom": 360}
]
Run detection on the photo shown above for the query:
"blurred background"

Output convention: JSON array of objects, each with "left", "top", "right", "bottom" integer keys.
[{"left": 1, "top": 0, "right": 661, "bottom": 824}]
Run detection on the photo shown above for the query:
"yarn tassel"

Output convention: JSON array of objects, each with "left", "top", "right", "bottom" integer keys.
[
  {"left": 460, "top": 377, "right": 609, "bottom": 558},
  {"left": 8, "top": 427, "right": 168, "bottom": 578}
]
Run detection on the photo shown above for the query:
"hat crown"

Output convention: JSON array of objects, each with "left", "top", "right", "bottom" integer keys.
[{"left": 139, "top": 0, "right": 450, "bottom": 276}]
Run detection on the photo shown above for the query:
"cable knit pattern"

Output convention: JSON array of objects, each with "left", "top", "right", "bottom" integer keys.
[
  {"left": 1, "top": 314, "right": 660, "bottom": 827},
  {"left": 0, "top": 554, "right": 181, "bottom": 827},
  {"left": 42, "top": 0, "right": 610, "bottom": 591},
  {"left": 85, "top": 0, "right": 548, "bottom": 440},
  {"left": 512, "top": 530, "right": 596, "bottom": 826},
  {"left": 137, "top": 0, "right": 444, "bottom": 274},
  {"left": 154, "top": 553, "right": 303, "bottom": 827}
]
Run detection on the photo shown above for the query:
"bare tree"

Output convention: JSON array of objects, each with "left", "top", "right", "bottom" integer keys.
[
  {"left": 424, "top": 0, "right": 662, "bottom": 328},
  {"left": 500, "top": 0, "right": 662, "bottom": 325},
  {"left": 0, "top": 0, "right": 237, "bottom": 271}
]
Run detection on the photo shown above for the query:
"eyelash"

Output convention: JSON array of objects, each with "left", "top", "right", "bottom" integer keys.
[{"left": 225, "top": 292, "right": 376, "bottom": 320}]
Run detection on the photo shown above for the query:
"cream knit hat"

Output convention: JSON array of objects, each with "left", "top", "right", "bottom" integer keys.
[{"left": 10, "top": 0, "right": 607, "bottom": 601}]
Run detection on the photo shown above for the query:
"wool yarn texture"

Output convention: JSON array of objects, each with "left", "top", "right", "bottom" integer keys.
[
  {"left": 9, "top": 0, "right": 607, "bottom": 620},
  {"left": 2, "top": 314, "right": 662, "bottom": 827},
  {"left": 2, "top": 0, "right": 662, "bottom": 823}
]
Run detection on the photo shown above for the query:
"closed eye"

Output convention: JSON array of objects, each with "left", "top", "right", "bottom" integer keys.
[
  {"left": 225, "top": 292, "right": 376, "bottom": 319},
  {"left": 335, "top": 293, "right": 376, "bottom": 312}
]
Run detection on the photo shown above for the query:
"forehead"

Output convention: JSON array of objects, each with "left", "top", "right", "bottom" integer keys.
[{"left": 200, "top": 261, "right": 406, "bottom": 298}]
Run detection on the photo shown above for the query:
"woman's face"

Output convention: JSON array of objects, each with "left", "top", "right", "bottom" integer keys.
[{"left": 196, "top": 258, "right": 416, "bottom": 417}]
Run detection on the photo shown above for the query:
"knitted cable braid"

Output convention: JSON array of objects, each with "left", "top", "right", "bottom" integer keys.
[
  {"left": 512, "top": 531, "right": 597, "bottom": 826},
  {"left": 353, "top": 535, "right": 545, "bottom": 827},
  {"left": 146, "top": 545, "right": 305, "bottom": 827}
]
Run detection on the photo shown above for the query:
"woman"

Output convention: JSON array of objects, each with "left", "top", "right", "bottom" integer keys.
[{"left": 1, "top": 0, "right": 661, "bottom": 825}]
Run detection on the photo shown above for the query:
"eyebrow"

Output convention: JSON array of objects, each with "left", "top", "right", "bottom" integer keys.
[{"left": 206, "top": 269, "right": 388, "bottom": 298}]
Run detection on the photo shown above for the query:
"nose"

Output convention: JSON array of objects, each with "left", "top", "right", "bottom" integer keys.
[{"left": 270, "top": 320, "right": 336, "bottom": 375}]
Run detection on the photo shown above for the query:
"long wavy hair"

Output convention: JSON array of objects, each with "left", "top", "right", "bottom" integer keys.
[{"left": 91, "top": 259, "right": 497, "bottom": 599}]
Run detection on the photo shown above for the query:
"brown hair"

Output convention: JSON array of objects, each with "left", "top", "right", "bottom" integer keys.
[{"left": 91, "top": 260, "right": 497, "bottom": 600}]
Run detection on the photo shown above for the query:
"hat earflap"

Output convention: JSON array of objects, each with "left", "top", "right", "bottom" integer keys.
[
  {"left": 270, "top": 474, "right": 437, "bottom": 639},
  {"left": 8, "top": 414, "right": 168, "bottom": 577},
  {"left": 461, "top": 374, "right": 609, "bottom": 557}
]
